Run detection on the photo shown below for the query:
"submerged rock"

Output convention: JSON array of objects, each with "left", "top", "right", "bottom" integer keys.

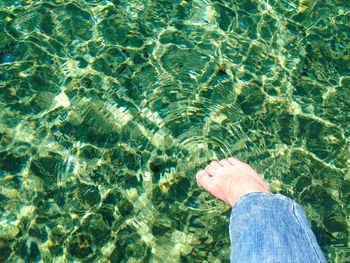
[{"left": 0, "top": 224, "right": 19, "bottom": 240}]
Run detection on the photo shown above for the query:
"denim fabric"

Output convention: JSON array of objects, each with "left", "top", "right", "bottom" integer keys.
[{"left": 229, "top": 192, "right": 327, "bottom": 263}]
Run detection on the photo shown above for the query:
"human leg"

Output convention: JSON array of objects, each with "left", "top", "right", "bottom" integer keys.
[{"left": 196, "top": 158, "right": 326, "bottom": 263}]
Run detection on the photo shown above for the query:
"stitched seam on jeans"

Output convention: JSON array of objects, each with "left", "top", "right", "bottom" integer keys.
[
  {"left": 291, "top": 202, "right": 324, "bottom": 263},
  {"left": 231, "top": 193, "right": 277, "bottom": 249},
  {"left": 230, "top": 210, "right": 261, "bottom": 259}
]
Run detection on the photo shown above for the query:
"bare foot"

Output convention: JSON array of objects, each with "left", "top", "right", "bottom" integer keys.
[{"left": 196, "top": 157, "right": 271, "bottom": 207}]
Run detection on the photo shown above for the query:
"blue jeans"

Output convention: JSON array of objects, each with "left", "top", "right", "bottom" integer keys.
[{"left": 229, "top": 192, "right": 327, "bottom": 263}]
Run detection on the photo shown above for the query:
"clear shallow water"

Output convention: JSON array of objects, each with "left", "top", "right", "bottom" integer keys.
[{"left": 0, "top": 0, "right": 349, "bottom": 262}]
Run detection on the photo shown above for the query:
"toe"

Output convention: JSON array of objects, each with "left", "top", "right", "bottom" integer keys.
[
  {"left": 219, "top": 159, "right": 231, "bottom": 167},
  {"left": 209, "top": 160, "right": 221, "bottom": 169},
  {"left": 204, "top": 165, "right": 217, "bottom": 176},
  {"left": 196, "top": 169, "right": 206, "bottom": 181},
  {"left": 228, "top": 157, "right": 243, "bottom": 166},
  {"left": 228, "top": 157, "right": 255, "bottom": 173},
  {"left": 196, "top": 170, "right": 213, "bottom": 189}
]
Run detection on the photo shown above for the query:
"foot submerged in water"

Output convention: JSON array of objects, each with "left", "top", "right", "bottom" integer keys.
[{"left": 196, "top": 157, "right": 271, "bottom": 207}]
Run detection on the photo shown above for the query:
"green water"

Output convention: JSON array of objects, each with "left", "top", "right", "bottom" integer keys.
[{"left": 0, "top": 0, "right": 349, "bottom": 262}]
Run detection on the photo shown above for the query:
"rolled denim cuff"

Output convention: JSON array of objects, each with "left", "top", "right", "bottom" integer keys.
[{"left": 229, "top": 192, "right": 327, "bottom": 263}]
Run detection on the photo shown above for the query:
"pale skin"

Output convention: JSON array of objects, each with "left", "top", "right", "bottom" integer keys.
[{"left": 196, "top": 157, "right": 271, "bottom": 207}]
